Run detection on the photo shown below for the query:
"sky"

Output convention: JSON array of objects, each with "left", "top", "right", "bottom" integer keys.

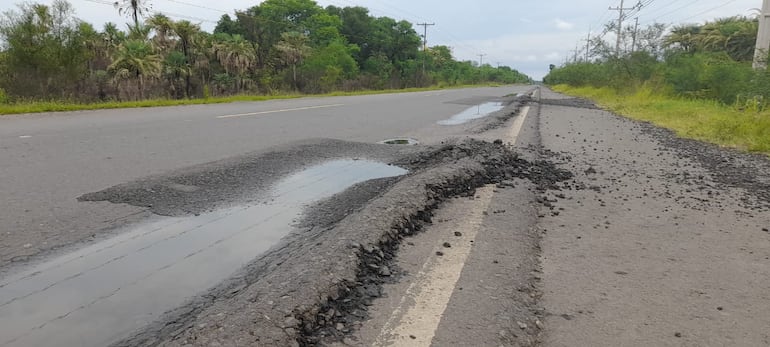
[{"left": 0, "top": 0, "right": 763, "bottom": 80}]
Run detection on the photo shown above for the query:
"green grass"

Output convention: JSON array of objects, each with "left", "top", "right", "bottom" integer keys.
[
  {"left": 0, "top": 83, "right": 505, "bottom": 116},
  {"left": 552, "top": 84, "right": 770, "bottom": 154}
]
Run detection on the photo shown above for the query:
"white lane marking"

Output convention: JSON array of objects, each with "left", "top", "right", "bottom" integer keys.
[
  {"left": 374, "top": 186, "right": 496, "bottom": 347},
  {"left": 509, "top": 106, "right": 530, "bottom": 144},
  {"left": 372, "top": 105, "right": 532, "bottom": 346},
  {"left": 216, "top": 104, "right": 345, "bottom": 119},
  {"left": 19, "top": 135, "right": 32, "bottom": 139}
]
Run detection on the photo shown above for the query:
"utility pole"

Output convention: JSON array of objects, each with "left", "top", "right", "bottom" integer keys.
[
  {"left": 416, "top": 23, "right": 436, "bottom": 52},
  {"left": 754, "top": 0, "right": 770, "bottom": 69},
  {"left": 631, "top": 17, "right": 640, "bottom": 52},
  {"left": 478, "top": 53, "right": 487, "bottom": 66},
  {"left": 609, "top": 0, "right": 637, "bottom": 56},
  {"left": 584, "top": 30, "right": 592, "bottom": 62},
  {"left": 416, "top": 22, "right": 435, "bottom": 83}
]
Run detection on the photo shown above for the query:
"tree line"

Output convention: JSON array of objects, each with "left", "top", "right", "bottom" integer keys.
[
  {"left": 545, "top": 16, "right": 770, "bottom": 108},
  {"left": 0, "top": 0, "right": 531, "bottom": 104}
]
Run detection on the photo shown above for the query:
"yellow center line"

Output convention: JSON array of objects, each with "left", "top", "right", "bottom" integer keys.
[{"left": 216, "top": 104, "right": 345, "bottom": 119}]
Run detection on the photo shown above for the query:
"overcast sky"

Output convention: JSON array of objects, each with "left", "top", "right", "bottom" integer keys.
[{"left": 0, "top": 0, "right": 762, "bottom": 79}]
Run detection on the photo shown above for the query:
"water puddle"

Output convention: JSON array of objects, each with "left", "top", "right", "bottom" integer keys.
[
  {"left": 0, "top": 160, "right": 406, "bottom": 347},
  {"left": 437, "top": 102, "right": 505, "bottom": 126},
  {"left": 378, "top": 138, "right": 420, "bottom": 145}
]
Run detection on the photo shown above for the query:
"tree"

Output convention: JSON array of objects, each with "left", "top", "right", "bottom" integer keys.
[
  {"left": 213, "top": 34, "right": 256, "bottom": 93},
  {"left": 103, "top": 22, "right": 127, "bottom": 54},
  {"left": 213, "top": 14, "right": 240, "bottom": 35},
  {"left": 108, "top": 39, "right": 160, "bottom": 99},
  {"left": 163, "top": 50, "right": 189, "bottom": 98},
  {"left": 114, "top": 0, "right": 151, "bottom": 28},
  {"left": 146, "top": 14, "right": 175, "bottom": 53},
  {"left": 302, "top": 40, "right": 358, "bottom": 92},
  {"left": 0, "top": 0, "right": 532, "bottom": 102},
  {"left": 127, "top": 22, "right": 151, "bottom": 40},
  {"left": 172, "top": 20, "right": 200, "bottom": 97},
  {"left": 275, "top": 31, "right": 311, "bottom": 90},
  {"left": 700, "top": 17, "right": 758, "bottom": 61},
  {"left": 665, "top": 25, "right": 701, "bottom": 53},
  {"left": 665, "top": 17, "right": 759, "bottom": 62},
  {"left": 0, "top": 0, "right": 92, "bottom": 98}
]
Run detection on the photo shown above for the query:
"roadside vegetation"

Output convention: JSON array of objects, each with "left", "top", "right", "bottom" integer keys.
[
  {"left": 0, "top": 0, "right": 531, "bottom": 115},
  {"left": 544, "top": 16, "right": 770, "bottom": 154}
]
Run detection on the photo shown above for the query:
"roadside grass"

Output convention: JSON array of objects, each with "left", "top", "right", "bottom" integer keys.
[
  {"left": 0, "top": 83, "right": 505, "bottom": 116},
  {"left": 552, "top": 84, "right": 770, "bottom": 155}
]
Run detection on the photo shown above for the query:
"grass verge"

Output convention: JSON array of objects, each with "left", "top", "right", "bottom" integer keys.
[
  {"left": 552, "top": 84, "right": 770, "bottom": 155},
  {"left": 0, "top": 84, "right": 504, "bottom": 116}
]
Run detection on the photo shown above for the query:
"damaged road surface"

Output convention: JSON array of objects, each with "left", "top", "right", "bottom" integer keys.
[
  {"left": 2, "top": 85, "right": 770, "bottom": 347},
  {"left": 0, "top": 160, "right": 407, "bottom": 347}
]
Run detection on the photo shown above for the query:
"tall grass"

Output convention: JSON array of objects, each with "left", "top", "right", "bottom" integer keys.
[{"left": 553, "top": 84, "right": 770, "bottom": 154}]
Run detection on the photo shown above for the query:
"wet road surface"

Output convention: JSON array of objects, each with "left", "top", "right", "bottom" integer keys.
[{"left": 0, "top": 160, "right": 406, "bottom": 347}]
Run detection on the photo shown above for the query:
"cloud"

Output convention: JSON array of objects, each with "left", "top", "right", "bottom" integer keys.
[
  {"left": 520, "top": 17, "right": 533, "bottom": 23},
  {"left": 449, "top": 32, "right": 580, "bottom": 80},
  {"left": 554, "top": 18, "right": 574, "bottom": 30}
]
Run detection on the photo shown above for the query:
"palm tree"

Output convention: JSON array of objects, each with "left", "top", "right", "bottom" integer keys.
[
  {"left": 108, "top": 39, "right": 161, "bottom": 99},
  {"left": 696, "top": 17, "right": 758, "bottom": 62},
  {"left": 172, "top": 20, "right": 201, "bottom": 97},
  {"left": 163, "top": 50, "right": 190, "bottom": 98},
  {"left": 146, "top": 13, "right": 175, "bottom": 53},
  {"left": 127, "top": 22, "right": 151, "bottom": 41},
  {"left": 103, "top": 22, "right": 127, "bottom": 55},
  {"left": 114, "top": 0, "right": 151, "bottom": 28},
  {"left": 213, "top": 34, "right": 257, "bottom": 93},
  {"left": 275, "top": 31, "right": 311, "bottom": 90},
  {"left": 664, "top": 25, "right": 701, "bottom": 53},
  {"left": 193, "top": 33, "right": 214, "bottom": 90}
]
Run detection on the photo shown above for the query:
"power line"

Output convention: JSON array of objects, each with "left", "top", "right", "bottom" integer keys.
[
  {"left": 637, "top": 0, "right": 687, "bottom": 19},
  {"left": 677, "top": 0, "right": 741, "bottom": 23},
  {"left": 646, "top": 0, "right": 701, "bottom": 23},
  {"left": 622, "top": 0, "right": 655, "bottom": 20},
  {"left": 158, "top": 0, "right": 227, "bottom": 14},
  {"left": 81, "top": 0, "right": 218, "bottom": 23}
]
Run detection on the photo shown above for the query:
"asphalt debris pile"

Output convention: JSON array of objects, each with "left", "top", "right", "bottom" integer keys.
[
  {"left": 296, "top": 139, "right": 572, "bottom": 346},
  {"left": 111, "top": 138, "right": 573, "bottom": 347}
]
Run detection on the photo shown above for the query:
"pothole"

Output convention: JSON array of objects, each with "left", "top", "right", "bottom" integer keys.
[
  {"left": 438, "top": 102, "right": 505, "bottom": 126},
  {"left": 378, "top": 138, "right": 420, "bottom": 145},
  {"left": 0, "top": 160, "right": 407, "bottom": 347}
]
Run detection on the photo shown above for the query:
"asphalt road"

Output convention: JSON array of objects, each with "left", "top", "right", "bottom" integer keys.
[
  {"left": 0, "top": 86, "right": 530, "bottom": 268},
  {"left": 3, "top": 86, "right": 769, "bottom": 347}
]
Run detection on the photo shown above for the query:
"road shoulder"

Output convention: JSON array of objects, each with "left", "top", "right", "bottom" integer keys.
[{"left": 537, "top": 88, "right": 770, "bottom": 346}]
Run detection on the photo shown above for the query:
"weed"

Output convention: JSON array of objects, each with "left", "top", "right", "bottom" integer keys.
[{"left": 554, "top": 85, "right": 770, "bottom": 154}]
